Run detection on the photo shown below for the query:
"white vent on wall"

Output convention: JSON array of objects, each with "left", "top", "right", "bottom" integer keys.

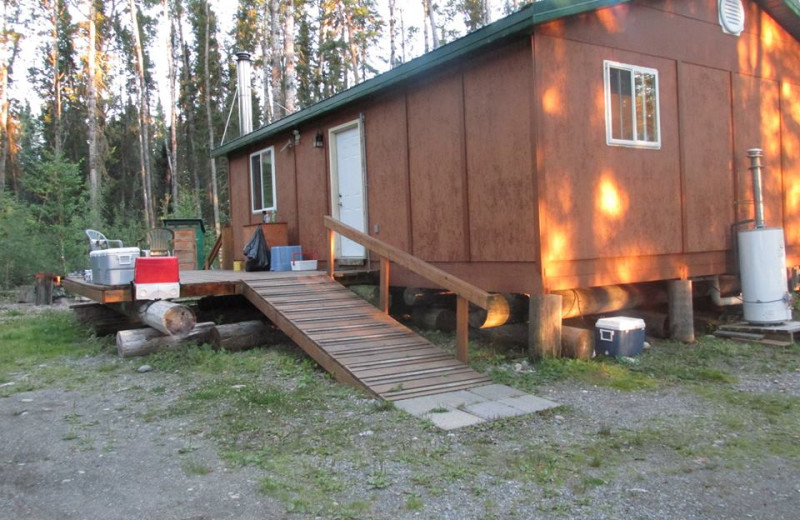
[{"left": 718, "top": 0, "right": 745, "bottom": 36}]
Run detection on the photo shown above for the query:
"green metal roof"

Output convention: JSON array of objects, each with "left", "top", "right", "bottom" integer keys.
[
  {"left": 212, "top": 0, "right": 630, "bottom": 158},
  {"left": 212, "top": 0, "right": 800, "bottom": 159}
]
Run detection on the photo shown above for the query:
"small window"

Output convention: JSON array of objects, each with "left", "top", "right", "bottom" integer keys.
[
  {"left": 604, "top": 61, "right": 661, "bottom": 149},
  {"left": 250, "top": 147, "right": 276, "bottom": 213}
]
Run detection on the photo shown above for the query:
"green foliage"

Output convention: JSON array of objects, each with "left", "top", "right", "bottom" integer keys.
[
  {"left": 0, "top": 194, "right": 49, "bottom": 288},
  {"left": 23, "top": 151, "right": 88, "bottom": 275}
]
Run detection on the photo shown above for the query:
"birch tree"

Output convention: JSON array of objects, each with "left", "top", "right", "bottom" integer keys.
[
  {"left": 283, "top": 0, "right": 296, "bottom": 113},
  {"left": 128, "top": 0, "right": 155, "bottom": 228},
  {"left": 203, "top": 0, "right": 220, "bottom": 236}
]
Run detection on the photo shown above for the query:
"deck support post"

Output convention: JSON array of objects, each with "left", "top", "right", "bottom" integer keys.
[
  {"left": 668, "top": 279, "right": 695, "bottom": 343},
  {"left": 456, "top": 296, "right": 469, "bottom": 363},
  {"left": 379, "top": 257, "right": 390, "bottom": 314},
  {"left": 327, "top": 229, "right": 336, "bottom": 278},
  {"left": 529, "top": 293, "right": 562, "bottom": 359}
]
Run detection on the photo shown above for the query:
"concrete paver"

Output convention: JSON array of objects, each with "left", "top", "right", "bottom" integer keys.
[{"left": 425, "top": 409, "right": 485, "bottom": 430}]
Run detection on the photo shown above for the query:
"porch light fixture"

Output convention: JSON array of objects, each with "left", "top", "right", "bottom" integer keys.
[
  {"left": 292, "top": 129, "right": 301, "bottom": 145},
  {"left": 314, "top": 131, "right": 324, "bottom": 148}
]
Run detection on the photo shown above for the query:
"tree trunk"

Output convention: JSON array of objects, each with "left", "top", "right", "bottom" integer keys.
[
  {"left": 129, "top": 0, "right": 154, "bottom": 228},
  {"left": 342, "top": 5, "right": 360, "bottom": 83},
  {"left": 204, "top": 0, "right": 220, "bottom": 238},
  {"left": 210, "top": 320, "right": 283, "bottom": 352},
  {"left": 423, "top": 0, "right": 439, "bottom": 49},
  {"left": 165, "top": 0, "right": 179, "bottom": 211},
  {"left": 176, "top": 5, "right": 201, "bottom": 213},
  {"left": 116, "top": 322, "right": 215, "bottom": 358},
  {"left": 87, "top": 0, "right": 100, "bottom": 219},
  {"left": 50, "top": 1, "right": 62, "bottom": 154},
  {"left": 269, "top": 0, "right": 282, "bottom": 119},
  {"left": 283, "top": 0, "right": 296, "bottom": 113},
  {"left": 388, "top": 0, "right": 396, "bottom": 68},
  {"left": 260, "top": 0, "right": 273, "bottom": 123}
]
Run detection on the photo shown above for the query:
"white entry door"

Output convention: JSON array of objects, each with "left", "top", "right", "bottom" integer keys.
[{"left": 330, "top": 121, "right": 366, "bottom": 260}]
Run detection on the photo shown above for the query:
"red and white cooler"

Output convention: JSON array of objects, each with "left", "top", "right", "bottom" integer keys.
[{"left": 134, "top": 256, "right": 180, "bottom": 300}]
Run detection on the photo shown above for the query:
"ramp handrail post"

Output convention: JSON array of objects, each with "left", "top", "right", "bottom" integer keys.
[
  {"left": 456, "top": 296, "right": 469, "bottom": 362},
  {"left": 327, "top": 228, "right": 335, "bottom": 279},
  {"left": 379, "top": 256, "right": 390, "bottom": 314}
]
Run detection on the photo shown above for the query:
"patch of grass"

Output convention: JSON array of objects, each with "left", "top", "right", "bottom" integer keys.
[
  {"left": 144, "top": 344, "right": 266, "bottom": 376},
  {"left": 181, "top": 460, "right": 213, "bottom": 476},
  {"left": 62, "top": 431, "right": 79, "bottom": 441},
  {"left": 487, "top": 358, "right": 658, "bottom": 392},
  {"left": 405, "top": 494, "right": 424, "bottom": 511},
  {"left": 0, "top": 311, "right": 102, "bottom": 375}
]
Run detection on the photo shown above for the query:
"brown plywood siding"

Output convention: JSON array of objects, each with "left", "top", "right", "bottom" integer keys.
[
  {"left": 535, "top": 34, "right": 682, "bottom": 263},
  {"left": 228, "top": 153, "right": 250, "bottom": 261},
  {"left": 364, "top": 96, "right": 411, "bottom": 251},
  {"left": 679, "top": 63, "right": 735, "bottom": 253},
  {"left": 732, "top": 73, "right": 782, "bottom": 225},
  {"left": 781, "top": 80, "right": 800, "bottom": 248},
  {"left": 407, "top": 73, "right": 468, "bottom": 262},
  {"left": 463, "top": 44, "right": 537, "bottom": 262},
  {"left": 294, "top": 133, "right": 329, "bottom": 258},
  {"left": 538, "top": 2, "right": 800, "bottom": 85},
  {"left": 275, "top": 142, "right": 299, "bottom": 244}
]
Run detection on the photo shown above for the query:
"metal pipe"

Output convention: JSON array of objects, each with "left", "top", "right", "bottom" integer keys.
[
  {"left": 236, "top": 52, "right": 253, "bottom": 135},
  {"left": 747, "top": 148, "right": 765, "bottom": 228},
  {"left": 707, "top": 276, "right": 741, "bottom": 307}
]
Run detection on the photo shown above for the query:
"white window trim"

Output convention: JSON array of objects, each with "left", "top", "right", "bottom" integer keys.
[
  {"left": 603, "top": 60, "right": 661, "bottom": 150},
  {"left": 249, "top": 146, "right": 277, "bottom": 214}
]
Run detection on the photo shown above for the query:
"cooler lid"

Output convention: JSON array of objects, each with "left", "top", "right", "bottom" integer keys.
[
  {"left": 89, "top": 247, "right": 141, "bottom": 258},
  {"left": 595, "top": 316, "right": 645, "bottom": 331}
]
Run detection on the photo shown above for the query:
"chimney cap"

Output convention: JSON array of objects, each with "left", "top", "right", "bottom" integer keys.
[{"left": 235, "top": 51, "right": 251, "bottom": 61}]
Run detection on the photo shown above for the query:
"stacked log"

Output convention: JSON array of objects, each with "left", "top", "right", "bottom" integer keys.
[
  {"left": 210, "top": 320, "right": 287, "bottom": 351},
  {"left": 116, "top": 322, "right": 216, "bottom": 358}
]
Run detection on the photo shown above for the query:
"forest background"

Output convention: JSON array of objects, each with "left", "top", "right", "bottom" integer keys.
[{"left": 0, "top": 0, "right": 527, "bottom": 288}]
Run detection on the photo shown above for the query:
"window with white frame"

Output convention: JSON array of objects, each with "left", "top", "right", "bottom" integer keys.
[
  {"left": 250, "top": 147, "right": 276, "bottom": 213},
  {"left": 604, "top": 61, "right": 661, "bottom": 149}
]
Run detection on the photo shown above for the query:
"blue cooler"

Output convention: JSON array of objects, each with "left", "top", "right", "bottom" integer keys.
[
  {"left": 270, "top": 245, "right": 302, "bottom": 271},
  {"left": 594, "top": 317, "right": 646, "bottom": 357}
]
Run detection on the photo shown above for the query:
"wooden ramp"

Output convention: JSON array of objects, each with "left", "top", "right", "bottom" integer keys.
[{"left": 241, "top": 273, "right": 491, "bottom": 401}]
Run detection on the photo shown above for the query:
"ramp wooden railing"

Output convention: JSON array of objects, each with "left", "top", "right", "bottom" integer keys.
[{"left": 324, "top": 216, "right": 509, "bottom": 362}]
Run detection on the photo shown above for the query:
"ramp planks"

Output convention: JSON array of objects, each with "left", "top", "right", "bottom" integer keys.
[{"left": 241, "top": 273, "right": 490, "bottom": 400}]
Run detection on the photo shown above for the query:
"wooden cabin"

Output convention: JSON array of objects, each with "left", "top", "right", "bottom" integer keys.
[{"left": 213, "top": 0, "right": 800, "bottom": 297}]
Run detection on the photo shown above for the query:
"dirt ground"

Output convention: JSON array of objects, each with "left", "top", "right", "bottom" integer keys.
[{"left": 1, "top": 301, "right": 799, "bottom": 519}]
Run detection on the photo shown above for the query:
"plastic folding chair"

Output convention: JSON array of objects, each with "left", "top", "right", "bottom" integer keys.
[{"left": 85, "top": 229, "right": 124, "bottom": 251}]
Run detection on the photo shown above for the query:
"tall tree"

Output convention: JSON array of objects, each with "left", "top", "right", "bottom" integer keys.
[
  {"left": 164, "top": 0, "right": 179, "bottom": 211},
  {"left": 269, "top": 0, "right": 282, "bottom": 119},
  {"left": 283, "top": 0, "right": 296, "bottom": 113},
  {"left": 175, "top": 0, "right": 201, "bottom": 213},
  {"left": 388, "top": 0, "right": 397, "bottom": 68},
  {"left": 203, "top": 0, "right": 220, "bottom": 236},
  {"left": 0, "top": 0, "right": 21, "bottom": 193},
  {"left": 423, "top": 0, "right": 439, "bottom": 49},
  {"left": 85, "top": 0, "right": 105, "bottom": 220},
  {"left": 128, "top": 0, "right": 155, "bottom": 228},
  {"left": 259, "top": 0, "right": 274, "bottom": 123}
]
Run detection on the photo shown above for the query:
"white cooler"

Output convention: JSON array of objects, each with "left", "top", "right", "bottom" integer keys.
[{"left": 89, "top": 247, "right": 139, "bottom": 285}]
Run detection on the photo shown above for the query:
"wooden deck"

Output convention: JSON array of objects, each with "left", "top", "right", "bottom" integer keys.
[{"left": 63, "top": 270, "right": 491, "bottom": 400}]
